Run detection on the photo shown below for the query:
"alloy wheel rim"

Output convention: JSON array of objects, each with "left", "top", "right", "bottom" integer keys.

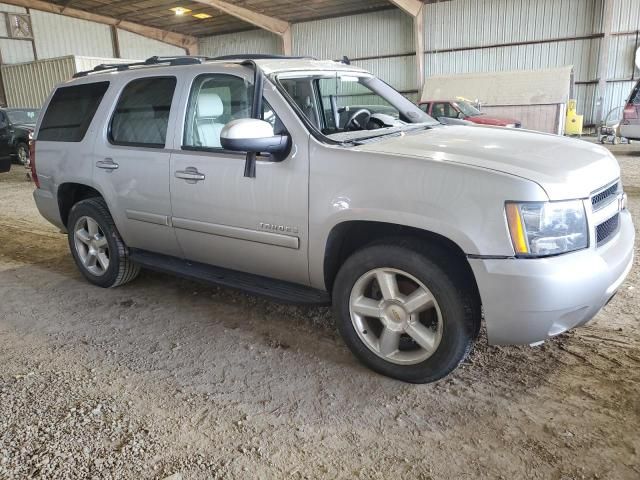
[
  {"left": 349, "top": 268, "right": 443, "bottom": 365},
  {"left": 18, "top": 146, "right": 28, "bottom": 166},
  {"left": 74, "top": 216, "right": 110, "bottom": 276}
]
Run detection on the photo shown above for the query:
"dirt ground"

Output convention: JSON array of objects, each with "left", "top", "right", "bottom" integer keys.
[{"left": 1, "top": 141, "right": 639, "bottom": 479}]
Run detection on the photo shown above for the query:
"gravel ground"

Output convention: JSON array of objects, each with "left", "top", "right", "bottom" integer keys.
[{"left": 1, "top": 141, "right": 639, "bottom": 479}]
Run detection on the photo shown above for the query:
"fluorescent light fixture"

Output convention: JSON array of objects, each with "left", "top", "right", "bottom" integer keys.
[
  {"left": 170, "top": 7, "right": 192, "bottom": 16},
  {"left": 193, "top": 13, "right": 212, "bottom": 19}
]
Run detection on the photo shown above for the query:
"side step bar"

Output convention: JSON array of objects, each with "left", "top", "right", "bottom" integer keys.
[{"left": 129, "top": 249, "right": 331, "bottom": 306}]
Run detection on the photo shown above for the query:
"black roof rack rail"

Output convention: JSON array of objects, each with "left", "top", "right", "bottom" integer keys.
[
  {"left": 210, "top": 54, "right": 317, "bottom": 61},
  {"left": 73, "top": 55, "right": 210, "bottom": 78}
]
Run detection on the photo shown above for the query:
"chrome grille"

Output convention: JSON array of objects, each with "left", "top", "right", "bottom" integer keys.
[
  {"left": 591, "top": 182, "right": 619, "bottom": 211},
  {"left": 596, "top": 213, "right": 620, "bottom": 246}
]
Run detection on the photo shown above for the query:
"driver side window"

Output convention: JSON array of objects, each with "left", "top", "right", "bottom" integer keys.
[{"left": 183, "top": 74, "right": 282, "bottom": 150}]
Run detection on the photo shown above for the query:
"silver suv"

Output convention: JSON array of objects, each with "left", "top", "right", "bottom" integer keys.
[{"left": 32, "top": 55, "right": 634, "bottom": 383}]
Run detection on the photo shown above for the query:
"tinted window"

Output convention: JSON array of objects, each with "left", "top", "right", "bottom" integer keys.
[
  {"left": 110, "top": 77, "right": 176, "bottom": 148},
  {"left": 183, "top": 74, "right": 282, "bottom": 150},
  {"left": 39, "top": 82, "right": 109, "bottom": 142}
]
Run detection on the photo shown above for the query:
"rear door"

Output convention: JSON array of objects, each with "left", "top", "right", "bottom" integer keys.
[
  {"left": 621, "top": 81, "right": 640, "bottom": 140},
  {"left": 169, "top": 70, "right": 310, "bottom": 285},
  {"left": 92, "top": 75, "right": 182, "bottom": 257}
]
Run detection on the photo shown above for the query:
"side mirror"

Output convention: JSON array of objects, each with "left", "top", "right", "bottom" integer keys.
[
  {"left": 220, "top": 119, "right": 289, "bottom": 155},
  {"left": 457, "top": 112, "right": 465, "bottom": 119}
]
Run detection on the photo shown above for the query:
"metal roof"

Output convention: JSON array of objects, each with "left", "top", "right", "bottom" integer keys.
[{"left": 45, "top": 0, "right": 395, "bottom": 37}]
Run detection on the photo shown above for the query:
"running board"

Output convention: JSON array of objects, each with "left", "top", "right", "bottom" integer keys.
[{"left": 129, "top": 249, "right": 330, "bottom": 305}]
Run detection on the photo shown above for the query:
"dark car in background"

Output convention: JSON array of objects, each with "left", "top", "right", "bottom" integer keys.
[
  {"left": 419, "top": 99, "right": 521, "bottom": 128},
  {"left": 0, "top": 108, "right": 39, "bottom": 172}
]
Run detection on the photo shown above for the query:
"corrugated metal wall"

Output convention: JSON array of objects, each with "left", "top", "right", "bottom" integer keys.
[
  {"left": 0, "top": 2, "right": 34, "bottom": 65},
  {"left": 199, "top": 30, "right": 281, "bottom": 57},
  {"left": 196, "top": 0, "right": 638, "bottom": 128},
  {"left": 117, "top": 29, "right": 186, "bottom": 59},
  {"left": 606, "top": 0, "right": 640, "bottom": 118},
  {"left": 30, "top": 10, "right": 114, "bottom": 59},
  {"left": 292, "top": 10, "right": 416, "bottom": 96},
  {"left": 1, "top": 56, "right": 131, "bottom": 108},
  {"left": 1, "top": 55, "right": 76, "bottom": 107},
  {"left": 0, "top": 5, "right": 187, "bottom": 65}
]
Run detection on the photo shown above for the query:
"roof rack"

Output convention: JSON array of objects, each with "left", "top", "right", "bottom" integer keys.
[
  {"left": 72, "top": 54, "right": 321, "bottom": 78},
  {"left": 210, "top": 54, "right": 317, "bottom": 61},
  {"left": 73, "top": 55, "right": 210, "bottom": 78}
]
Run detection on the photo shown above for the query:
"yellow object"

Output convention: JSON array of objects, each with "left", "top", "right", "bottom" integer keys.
[
  {"left": 505, "top": 203, "right": 529, "bottom": 255},
  {"left": 565, "top": 99, "right": 583, "bottom": 135}
]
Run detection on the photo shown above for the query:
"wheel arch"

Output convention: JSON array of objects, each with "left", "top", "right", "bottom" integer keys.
[
  {"left": 57, "top": 182, "right": 104, "bottom": 229},
  {"left": 322, "top": 220, "right": 482, "bottom": 335}
]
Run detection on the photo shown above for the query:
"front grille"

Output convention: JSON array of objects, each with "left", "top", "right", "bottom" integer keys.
[
  {"left": 591, "top": 182, "right": 619, "bottom": 210},
  {"left": 596, "top": 213, "right": 620, "bottom": 246}
]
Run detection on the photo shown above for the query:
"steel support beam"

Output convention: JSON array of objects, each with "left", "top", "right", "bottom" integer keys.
[
  {"left": 389, "top": 0, "right": 425, "bottom": 95},
  {"left": 595, "top": 0, "right": 613, "bottom": 124},
  {"left": 192, "top": 0, "right": 292, "bottom": 55},
  {"left": 0, "top": 0, "right": 198, "bottom": 55}
]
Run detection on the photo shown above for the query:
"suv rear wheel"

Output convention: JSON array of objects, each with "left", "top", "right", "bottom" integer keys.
[
  {"left": 67, "top": 197, "right": 140, "bottom": 288},
  {"left": 332, "top": 241, "right": 478, "bottom": 383}
]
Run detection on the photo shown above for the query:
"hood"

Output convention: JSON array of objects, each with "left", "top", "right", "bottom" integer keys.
[
  {"left": 354, "top": 125, "right": 619, "bottom": 200},
  {"left": 466, "top": 115, "right": 519, "bottom": 126}
]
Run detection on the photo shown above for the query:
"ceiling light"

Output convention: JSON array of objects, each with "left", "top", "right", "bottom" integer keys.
[
  {"left": 170, "top": 7, "right": 192, "bottom": 16},
  {"left": 193, "top": 13, "right": 212, "bottom": 19}
]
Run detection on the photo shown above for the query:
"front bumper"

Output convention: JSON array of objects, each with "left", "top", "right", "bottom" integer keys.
[{"left": 469, "top": 208, "right": 635, "bottom": 345}]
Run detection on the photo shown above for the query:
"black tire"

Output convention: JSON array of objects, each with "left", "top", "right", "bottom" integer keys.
[
  {"left": 332, "top": 240, "right": 479, "bottom": 383},
  {"left": 67, "top": 197, "right": 140, "bottom": 288},
  {"left": 16, "top": 142, "right": 29, "bottom": 166}
]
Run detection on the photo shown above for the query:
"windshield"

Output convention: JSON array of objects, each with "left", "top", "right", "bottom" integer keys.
[
  {"left": 7, "top": 109, "right": 39, "bottom": 124},
  {"left": 455, "top": 100, "right": 481, "bottom": 117},
  {"left": 275, "top": 71, "right": 436, "bottom": 142}
]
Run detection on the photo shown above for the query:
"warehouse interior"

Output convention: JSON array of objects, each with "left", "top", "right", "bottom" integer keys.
[{"left": 0, "top": 0, "right": 639, "bottom": 478}]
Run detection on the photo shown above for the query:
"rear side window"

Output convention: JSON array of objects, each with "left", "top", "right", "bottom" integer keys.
[
  {"left": 38, "top": 82, "right": 109, "bottom": 142},
  {"left": 110, "top": 77, "right": 176, "bottom": 148}
]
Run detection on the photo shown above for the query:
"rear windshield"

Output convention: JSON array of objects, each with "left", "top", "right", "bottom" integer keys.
[{"left": 38, "top": 82, "right": 109, "bottom": 142}]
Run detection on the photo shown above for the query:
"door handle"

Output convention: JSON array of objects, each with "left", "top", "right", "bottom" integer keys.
[
  {"left": 175, "top": 167, "right": 205, "bottom": 182},
  {"left": 96, "top": 158, "right": 119, "bottom": 170}
]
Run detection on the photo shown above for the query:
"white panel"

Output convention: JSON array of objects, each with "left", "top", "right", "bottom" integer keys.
[
  {"left": 0, "top": 2, "right": 27, "bottom": 13},
  {"left": 607, "top": 34, "right": 640, "bottom": 79},
  {"left": 117, "top": 29, "right": 185, "bottom": 60},
  {"left": 199, "top": 30, "right": 280, "bottom": 57},
  {"left": 352, "top": 56, "right": 417, "bottom": 93},
  {"left": 611, "top": 0, "right": 640, "bottom": 32},
  {"left": 292, "top": 10, "right": 413, "bottom": 60},
  {"left": 424, "top": 0, "right": 601, "bottom": 50},
  {"left": 425, "top": 38, "right": 599, "bottom": 82},
  {"left": 0, "top": 39, "right": 34, "bottom": 64},
  {"left": 30, "top": 9, "right": 113, "bottom": 59}
]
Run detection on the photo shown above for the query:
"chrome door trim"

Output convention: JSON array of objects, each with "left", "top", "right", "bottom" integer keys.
[
  {"left": 126, "top": 209, "right": 171, "bottom": 226},
  {"left": 172, "top": 217, "right": 300, "bottom": 249}
]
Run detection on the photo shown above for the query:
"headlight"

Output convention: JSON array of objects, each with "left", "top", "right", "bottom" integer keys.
[
  {"left": 505, "top": 123, "right": 516, "bottom": 128},
  {"left": 505, "top": 200, "right": 588, "bottom": 257}
]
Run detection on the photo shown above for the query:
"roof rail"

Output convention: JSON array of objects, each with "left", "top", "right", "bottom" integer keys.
[
  {"left": 210, "top": 54, "right": 317, "bottom": 61},
  {"left": 73, "top": 55, "right": 209, "bottom": 78}
]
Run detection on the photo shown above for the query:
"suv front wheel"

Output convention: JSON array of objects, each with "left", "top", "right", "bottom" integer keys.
[
  {"left": 333, "top": 241, "right": 478, "bottom": 383},
  {"left": 67, "top": 197, "right": 140, "bottom": 288}
]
